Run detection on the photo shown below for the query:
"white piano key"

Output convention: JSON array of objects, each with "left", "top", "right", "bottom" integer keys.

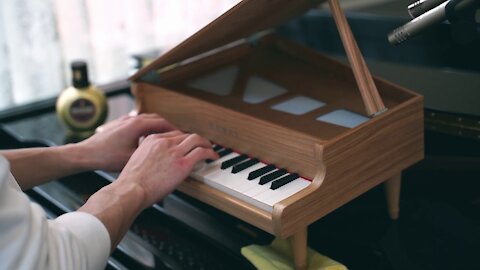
[
  {"left": 204, "top": 162, "right": 265, "bottom": 191},
  {"left": 204, "top": 180, "right": 275, "bottom": 213},
  {"left": 253, "top": 178, "right": 311, "bottom": 206},
  {"left": 202, "top": 162, "right": 277, "bottom": 212},
  {"left": 191, "top": 152, "right": 238, "bottom": 182},
  {"left": 242, "top": 169, "right": 282, "bottom": 198},
  {"left": 188, "top": 148, "right": 312, "bottom": 213},
  {"left": 204, "top": 161, "right": 265, "bottom": 201},
  {"left": 228, "top": 163, "right": 267, "bottom": 191}
]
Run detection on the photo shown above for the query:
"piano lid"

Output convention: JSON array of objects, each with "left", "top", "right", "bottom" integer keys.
[{"left": 130, "top": 0, "right": 326, "bottom": 81}]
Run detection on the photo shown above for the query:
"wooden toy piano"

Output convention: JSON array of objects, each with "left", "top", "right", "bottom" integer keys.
[{"left": 130, "top": 0, "right": 424, "bottom": 269}]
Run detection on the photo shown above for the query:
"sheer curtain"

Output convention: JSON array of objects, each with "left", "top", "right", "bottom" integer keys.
[{"left": 0, "top": 0, "right": 240, "bottom": 111}]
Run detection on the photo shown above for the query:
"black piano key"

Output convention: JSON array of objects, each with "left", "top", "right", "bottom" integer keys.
[
  {"left": 207, "top": 148, "right": 232, "bottom": 164},
  {"left": 221, "top": 154, "right": 249, "bottom": 169},
  {"left": 232, "top": 158, "right": 259, "bottom": 174},
  {"left": 217, "top": 148, "right": 233, "bottom": 158},
  {"left": 248, "top": 164, "right": 276, "bottom": 180},
  {"left": 270, "top": 173, "right": 299, "bottom": 190},
  {"left": 259, "top": 169, "right": 288, "bottom": 185},
  {"left": 206, "top": 147, "right": 229, "bottom": 163}
]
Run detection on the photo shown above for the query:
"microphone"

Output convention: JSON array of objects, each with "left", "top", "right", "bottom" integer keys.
[
  {"left": 387, "top": 0, "right": 479, "bottom": 45},
  {"left": 408, "top": 0, "right": 448, "bottom": 18}
]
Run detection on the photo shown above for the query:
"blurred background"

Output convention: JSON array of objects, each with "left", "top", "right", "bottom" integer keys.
[
  {"left": 2, "top": 0, "right": 477, "bottom": 116},
  {"left": 0, "top": 0, "right": 241, "bottom": 110}
]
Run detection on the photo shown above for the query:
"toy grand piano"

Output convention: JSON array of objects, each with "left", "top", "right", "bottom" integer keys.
[{"left": 130, "top": 0, "right": 424, "bottom": 269}]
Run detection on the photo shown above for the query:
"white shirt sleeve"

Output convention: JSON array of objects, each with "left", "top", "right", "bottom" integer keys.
[{"left": 0, "top": 156, "right": 111, "bottom": 270}]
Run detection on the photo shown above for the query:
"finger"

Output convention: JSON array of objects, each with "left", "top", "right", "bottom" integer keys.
[
  {"left": 148, "top": 133, "right": 190, "bottom": 148},
  {"left": 134, "top": 117, "right": 179, "bottom": 138},
  {"left": 137, "top": 113, "right": 161, "bottom": 119},
  {"left": 176, "top": 134, "right": 212, "bottom": 156},
  {"left": 95, "top": 115, "right": 126, "bottom": 131},
  {"left": 140, "top": 131, "right": 185, "bottom": 145},
  {"left": 95, "top": 124, "right": 106, "bottom": 133},
  {"left": 95, "top": 120, "right": 121, "bottom": 133},
  {"left": 183, "top": 147, "right": 219, "bottom": 169},
  {"left": 119, "top": 114, "right": 132, "bottom": 121},
  {"left": 152, "top": 130, "right": 184, "bottom": 138}
]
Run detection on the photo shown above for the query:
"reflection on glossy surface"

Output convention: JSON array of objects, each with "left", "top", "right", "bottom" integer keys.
[{"left": 4, "top": 94, "right": 134, "bottom": 145}]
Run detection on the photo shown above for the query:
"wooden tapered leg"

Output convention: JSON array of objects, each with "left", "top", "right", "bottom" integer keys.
[
  {"left": 384, "top": 173, "right": 401, "bottom": 220},
  {"left": 289, "top": 228, "right": 308, "bottom": 270}
]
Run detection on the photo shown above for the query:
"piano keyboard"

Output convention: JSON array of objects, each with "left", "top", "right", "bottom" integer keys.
[{"left": 191, "top": 145, "right": 311, "bottom": 212}]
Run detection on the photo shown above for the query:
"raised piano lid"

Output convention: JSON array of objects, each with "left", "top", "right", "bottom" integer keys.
[{"left": 130, "top": 0, "right": 326, "bottom": 82}]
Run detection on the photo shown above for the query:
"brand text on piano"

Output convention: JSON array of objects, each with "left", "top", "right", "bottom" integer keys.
[{"left": 208, "top": 122, "right": 240, "bottom": 139}]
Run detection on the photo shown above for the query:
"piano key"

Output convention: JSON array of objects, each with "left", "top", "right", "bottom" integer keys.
[
  {"left": 270, "top": 173, "right": 299, "bottom": 190},
  {"left": 254, "top": 178, "right": 311, "bottom": 207},
  {"left": 247, "top": 164, "right": 275, "bottom": 180},
  {"left": 226, "top": 175, "right": 307, "bottom": 212},
  {"left": 191, "top": 152, "right": 238, "bottom": 182},
  {"left": 242, "top": 168, "right": 286, "bottom": 198},
  {"left": 204, "top": 164, "right": 300, "bottom": 212},
  {"left": 236, "top": 169, "right": 291, "bottom": 203},
  {"left": 243, "top": 176, "right": 275, "bottom": 197},
  {"left": 188, "top": 147, "right": 312, "bottom": 212},
  {"left": 232, "top": 158, "right": 259, "bottom": 174},
  {"left": 213, "top": 145, "right": 223, "bottom": 152},
  {"left": 220, "top": 154, "right": 249, "bottom": 170},
  {"left": 221, "top": 163, "right": 266, "bottom": 192},
  {"left": 206, "top": 147, "right": 231, "bottom": 163},
  {"left": 259, "top": 169, "right": 287, "bottom": 185},
  {"left": 217, "top": 148, "right": 233, "bottom": 158},
  {"left": 204, "top": 162, "right": 266, "bottom": 196}
]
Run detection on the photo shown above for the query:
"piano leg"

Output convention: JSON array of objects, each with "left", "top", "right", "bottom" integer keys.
[
  {"left": 384, "top": 173, "right": 401, "bottom": 220},
  {"left": 289, "top": 227, "right": 308, "bottom": 270}
]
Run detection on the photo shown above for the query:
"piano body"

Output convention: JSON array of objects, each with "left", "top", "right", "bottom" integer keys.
[{"left": 130, "top": 0, "right": 424, "bottom": 268}]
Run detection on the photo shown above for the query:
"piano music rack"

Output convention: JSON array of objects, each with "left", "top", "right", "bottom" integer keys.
[{"left": 130, "top": 1, "right": 424, "bottom": 269}]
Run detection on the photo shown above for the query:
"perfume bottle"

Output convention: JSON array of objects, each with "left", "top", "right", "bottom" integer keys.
[{"left": 56, "top": 61, "right": 108, "bottom": 133}]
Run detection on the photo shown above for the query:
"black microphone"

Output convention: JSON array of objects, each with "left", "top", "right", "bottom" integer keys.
[
  {"left": 388, "top": 0, "right": 479, "bottom": 45},
  {"left": 408, "top": 0, "right": 448, "bottom": 18}
]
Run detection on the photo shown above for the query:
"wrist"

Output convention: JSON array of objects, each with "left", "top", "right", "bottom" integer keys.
[
  {"left": 107, "top": 179, "right": 148, "bottom": 211},
  {"left": 62, "top": 142, "right": 100, "bottom": 171},
  {"left": 79, "top": 178, "right": 147, "bottom": 249},
  {"left": 49, "top": 144, "right": 95, "bottom": 173}
]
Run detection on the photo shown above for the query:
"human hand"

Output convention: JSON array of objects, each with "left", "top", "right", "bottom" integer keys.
[
  {"left": 77, "top": 114, "right": 177, "bottom": 172},
  {"left": 115, "top": 130, "right": 218, "bottom": 209}
]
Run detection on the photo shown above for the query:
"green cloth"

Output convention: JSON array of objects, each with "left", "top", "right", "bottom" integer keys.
[{"left": 241, "top": 238, "right": 348, "bottom": 270}]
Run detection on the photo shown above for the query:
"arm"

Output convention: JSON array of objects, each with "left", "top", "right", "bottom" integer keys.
[
  {"left": 1, "top": 113, "right": 216, "bottom": 268},
  {"left": 79, "top": 131, "right": 218, "bottom": 249},
  {"left": 1, "top": 144, "right": 96, "bottom": 190},
  {"left": 1, "top": 114, "right": 177, "bottom": 190}
]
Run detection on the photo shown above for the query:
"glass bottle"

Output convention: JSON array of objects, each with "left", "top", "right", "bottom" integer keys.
[{"left": 56, "top": 61, "right": 108, "bottom": 133}]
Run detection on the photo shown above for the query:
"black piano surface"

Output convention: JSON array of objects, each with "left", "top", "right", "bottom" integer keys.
[{"left": 1, "top": 89, "right": 480, "bottom": 270}]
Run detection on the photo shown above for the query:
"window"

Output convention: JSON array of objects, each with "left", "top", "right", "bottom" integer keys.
[{"left": 0, "top": 0, "right": 240, "bottom": 110}]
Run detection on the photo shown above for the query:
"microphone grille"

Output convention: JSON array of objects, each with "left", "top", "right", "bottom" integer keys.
[{"left": 388, "top": 28, "right": 410, "bottom": 45}]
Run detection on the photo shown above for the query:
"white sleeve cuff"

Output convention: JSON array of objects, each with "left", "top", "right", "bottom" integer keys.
[{"left": 51, "top": 212, "right": 111, "bottom": 270}]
